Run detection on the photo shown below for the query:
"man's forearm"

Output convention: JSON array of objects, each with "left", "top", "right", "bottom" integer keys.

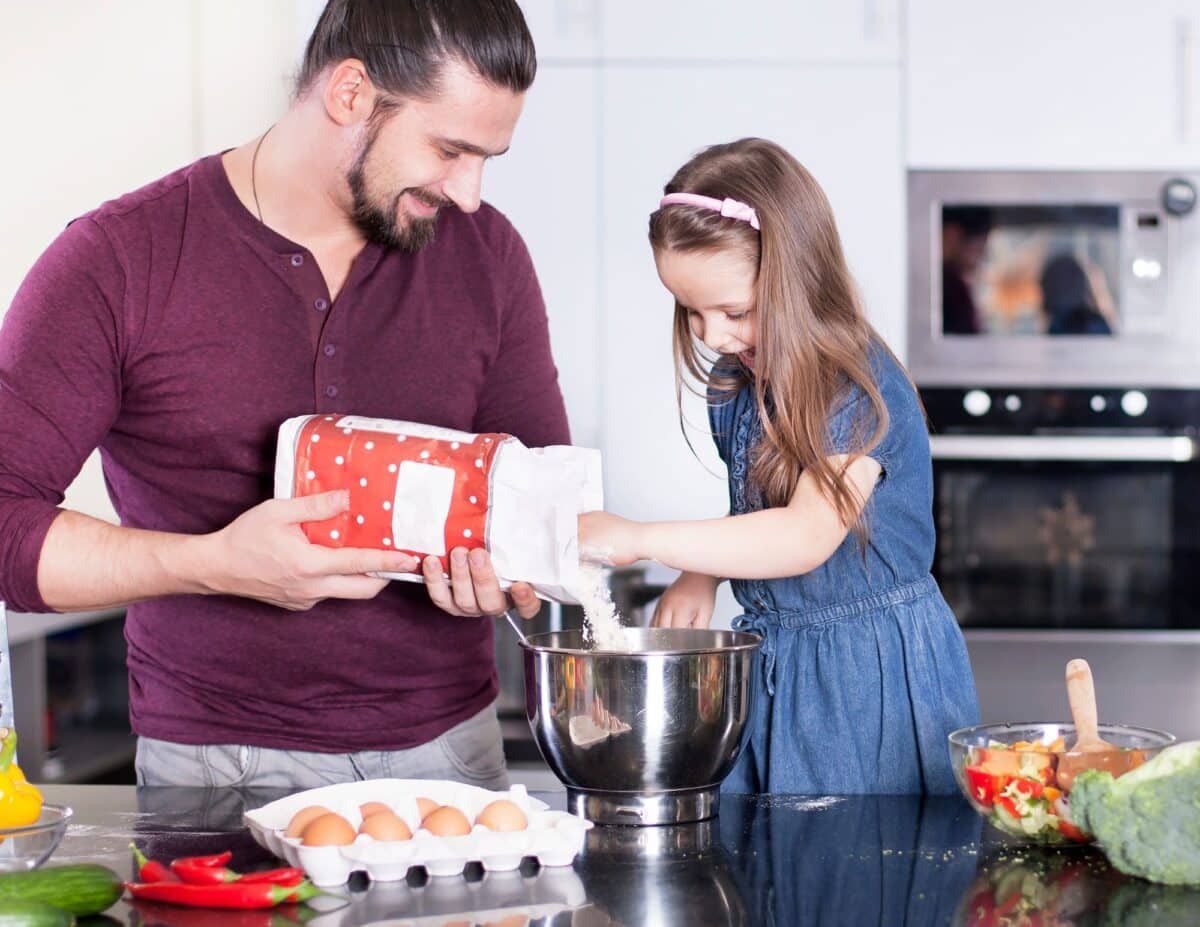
[{"left": 36, "top": 509, "right": 211, "bottom": 611}]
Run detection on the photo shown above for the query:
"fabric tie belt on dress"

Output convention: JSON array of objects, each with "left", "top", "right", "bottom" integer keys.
[{"left": 731, "top": 575, "right": 939, "bottom": 696}]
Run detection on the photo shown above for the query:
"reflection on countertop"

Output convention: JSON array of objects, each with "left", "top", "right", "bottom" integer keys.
[{"left": 38, "top": 784, "right": 1200, "bottom": 926}]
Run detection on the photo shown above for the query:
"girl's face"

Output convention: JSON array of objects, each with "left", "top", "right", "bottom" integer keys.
[{"left": 655, "top": 247, "right": 758, "bottom": 367}]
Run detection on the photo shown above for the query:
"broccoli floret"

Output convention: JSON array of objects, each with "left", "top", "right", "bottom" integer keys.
[
  {"left": 1101, "top": 880, "right": 1200, "bottom": 926},
  {"left": 1070, "top": 741, "right": 1200, "bottom": 886}
]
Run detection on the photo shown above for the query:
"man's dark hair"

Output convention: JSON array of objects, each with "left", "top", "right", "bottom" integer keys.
[
  {"left": 297, "top": 0, "right": 536, "bottom": 100},
  {"left": 942, "top": 205, "right": 993, "bottom": 239}
]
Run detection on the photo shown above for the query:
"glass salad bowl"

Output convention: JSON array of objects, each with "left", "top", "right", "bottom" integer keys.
[
  {"left": 948, "top": 722, "right": 1175, "bottom": 845},
  {"left": 0, "top": 804, "right": 72, "bottom": 871}
]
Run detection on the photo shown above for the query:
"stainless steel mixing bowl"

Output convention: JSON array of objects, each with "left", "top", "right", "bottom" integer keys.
[{"left": 520, "top": 627, "right": 762, "bottom": 825}]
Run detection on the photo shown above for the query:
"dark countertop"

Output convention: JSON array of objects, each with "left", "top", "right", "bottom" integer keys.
[{"left": 38, "top": 784, "right": 1200, "bottom": 926}]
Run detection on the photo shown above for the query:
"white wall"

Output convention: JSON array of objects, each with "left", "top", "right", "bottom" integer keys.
[
  {"left": 8, "top": 2, "right": 1184, "bottom": 628},
  {"left": 0, "top": 1, "right": 301, "bottom": 522},
  {"left": 2, "top": 2, "right": 904, "bottom": 572}
]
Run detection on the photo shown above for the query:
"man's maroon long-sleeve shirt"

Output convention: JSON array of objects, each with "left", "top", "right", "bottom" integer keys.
[{"left": 0, "top": 154, "right": 569, "bottom": 751}]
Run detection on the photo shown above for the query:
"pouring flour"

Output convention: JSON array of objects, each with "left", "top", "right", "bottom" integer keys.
[{"left": 275, "top": 413, "right": 630, "bottom": 648}]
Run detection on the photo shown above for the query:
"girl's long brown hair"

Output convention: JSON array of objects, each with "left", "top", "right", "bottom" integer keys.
[{"left": 649, "top": 138, "right": 895, "bottom": 540}]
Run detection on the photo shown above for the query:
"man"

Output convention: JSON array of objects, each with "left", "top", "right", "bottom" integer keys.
[
  {"left": 941, "top": 206, "right": 992, "bottom": 335},
  {"left": 0, "top": 0, "right": 566, "bottom": 789}
]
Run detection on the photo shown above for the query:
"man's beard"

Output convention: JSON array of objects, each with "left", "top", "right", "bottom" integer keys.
[{"left": 346, "top": 128, "right": 452, "bottom": 252}]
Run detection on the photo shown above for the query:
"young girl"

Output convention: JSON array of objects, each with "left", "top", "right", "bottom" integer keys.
[{"left": 579, "top": 138, "right": 979, "bottom": 795}]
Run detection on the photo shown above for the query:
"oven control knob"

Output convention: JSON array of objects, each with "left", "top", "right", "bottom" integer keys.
[
  {"left": 1004, "top": 394, "right": 1022, "bottom": 412},
  {"left": 1163, "top": 178, "right": 1197, "bottom": 216},
  {"left": 963, "top": 390, "right": 991, "bottom": 417},
  {"left": 1121, "top": 390, "right": 1149, "bottom": 417},
  {"left": 1090, "top": 394, "right": 1107, "bottom": 412}
]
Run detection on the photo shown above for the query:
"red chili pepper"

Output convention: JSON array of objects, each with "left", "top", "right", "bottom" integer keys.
[
  {"left": 129, "top": 899, "right": 309, "bottom": 927},
  {"left": 239, "top": 868, "right": 306, "bottom": 886},
  {"left": 173, "top": 851, "right": 234, "bottom": 869},
  {"left": 131, "top": 843, "right": 180, "bottom": 884},
  {"left": 171, "top": 860, "right": 306, "bottom": 887},
  {"left": 171, "top": 859, "right": 240, "bottom": 885},
  {"left": 125, "top": 879, "right": 320, "bottom": 909}
]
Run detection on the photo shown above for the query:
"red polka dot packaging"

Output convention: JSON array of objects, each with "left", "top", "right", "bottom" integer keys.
[{"left": 274, "top": 415, "right": 602, "bottom": 603}]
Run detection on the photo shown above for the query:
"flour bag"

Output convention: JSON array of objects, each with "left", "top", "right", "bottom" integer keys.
[{"left": 274, "top": 415, "right": 602, "bottom": 603}]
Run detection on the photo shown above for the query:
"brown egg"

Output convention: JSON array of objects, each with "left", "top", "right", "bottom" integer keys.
[
  {"left": 416, "top": 796, "right": 439, "bottom": 820},
  {"left": 358, "top": 810, "right": 413, "bottom": 842},
  {"left": 475, "top": 799, "right": 528, "bottom": 832},
  {"left": 359, "top": 801, "right": 392, "bottom": 818},
  {"left": 285, "top": 805, "right": 333, "bottom": 839},
  {"left": 421, "top": 805, "right": 472, "bottom": 837},
  {"left": 301, "top": 812, "right": 357, "bottom": 846},
  {"left": 484, "top": 917, "right": 531, "bottom": 927}
]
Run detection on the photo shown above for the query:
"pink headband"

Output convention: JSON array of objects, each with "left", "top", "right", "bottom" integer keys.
[{"left": 659, "top": 192, "right": 760, "bottom": 230}]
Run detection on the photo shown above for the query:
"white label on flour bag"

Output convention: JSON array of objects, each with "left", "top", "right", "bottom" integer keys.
[
  {"left": 274, "top": 414, "right": 603, "bottom": 604},
  {"left": 391, "top": 462, "right": 455, "bottom": 556}
]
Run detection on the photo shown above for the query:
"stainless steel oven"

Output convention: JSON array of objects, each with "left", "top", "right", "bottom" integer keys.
[
  {"left": 908, "top": 170, "right": 1200, "bottom": 388},
  {"left": 925, "top": 390, "right": 1200, "bottom": 630},
  {"left": 921, "top": 386, "right": 1200, "bottom": 740}
]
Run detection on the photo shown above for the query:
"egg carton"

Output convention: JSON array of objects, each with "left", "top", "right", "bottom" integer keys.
[
  {"left": 243, "top": 778, "right": 592, "bottom": 886},
  {"left": 300, "top": 863, "right": 589, "bottom": 927}
]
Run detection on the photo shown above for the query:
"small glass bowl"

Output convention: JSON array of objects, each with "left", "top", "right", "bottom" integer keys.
[
  {"left": 948, "top": 722, "right": 1174, "bottom": 845},
  {"left": 0, "top": 804, "right": 73, "bottom": 871}
]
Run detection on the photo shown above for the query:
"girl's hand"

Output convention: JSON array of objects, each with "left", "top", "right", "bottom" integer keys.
[
  {"left": 578, "top": 511, "right": 645, "bottom": 567},
  {"left": 652, "top": 571, "right": 720, "bottom": 629}
]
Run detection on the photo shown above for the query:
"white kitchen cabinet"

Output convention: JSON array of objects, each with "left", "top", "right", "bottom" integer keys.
[
  {"left": 517, "top": 0, "right": 602, "bottom": 60},
  {"left": 483, "top": 67, "right": 603, "bottom": 451},
  {"left": 3, "top": 3, "right": 303, "bottom": 524},
  {"left": 0, "top": 3, "right": 194, "bottom": 315},
  {"left": 907, "top": 0, "right": 1200, "bottom": 169},
  {"left": 1, "top": 2, "right": 199, "bottom": 524},
  {"left": 600, "top": 65, "right": 904, "bottom": 522},
  {"left": 600, "top": 0, "right": 899, "bottom": 63},
  {"left": 197, "top": 0, "right": 298, "bottom": 152}
]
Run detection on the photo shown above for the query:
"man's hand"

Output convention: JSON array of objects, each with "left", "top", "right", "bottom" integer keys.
[
  {"left": 198, "top": 490, "right": 420, "bottom": 611},
  {"left": 421, "top": 547, "right": 541, "bottom": 619}
]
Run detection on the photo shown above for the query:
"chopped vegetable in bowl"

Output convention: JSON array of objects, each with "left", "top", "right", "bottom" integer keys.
[{"left": 948, "top": 723, "right": 1174, "bottom": 845}]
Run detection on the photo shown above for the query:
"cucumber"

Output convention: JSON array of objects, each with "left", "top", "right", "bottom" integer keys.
[
  {"left": 0, "top": 900, "right": 74, "bottom": 927},
  {"left": 0, "top": 866, "right": 121, "bottom": 917}
]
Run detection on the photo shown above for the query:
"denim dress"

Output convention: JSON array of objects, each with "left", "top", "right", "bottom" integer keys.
[{"left": 714, "top": 347, "right": 979, "bottom": 794}]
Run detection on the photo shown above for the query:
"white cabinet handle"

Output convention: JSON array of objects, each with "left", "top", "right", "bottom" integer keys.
[
  {"left": 556, "top": 0, "right": 599, "bottom": 41},
  {"left": 1177, "top": 17, "right": 1195, "bottom": 143},
  {"left": 863, "top": 0, "right": 897, "bottom": 44},
  {"left": 864, "top": 0, "right": 882, "bottom": 42}
]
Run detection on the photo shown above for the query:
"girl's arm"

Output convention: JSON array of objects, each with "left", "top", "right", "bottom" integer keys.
[{"left": 580, "top": 454, "right": 881, "bottom": 580}]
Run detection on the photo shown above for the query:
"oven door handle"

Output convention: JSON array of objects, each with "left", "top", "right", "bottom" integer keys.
[{"left": 929, "top": 435, "right": 1197, "bottom": 462}]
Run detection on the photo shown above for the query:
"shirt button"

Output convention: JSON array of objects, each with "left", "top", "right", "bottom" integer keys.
[
  {"left": 314, "top": 298, "right": 329, "bottom": 312},
  {"left": 290, "top": 254, "right": 304, "bottom": 267},
  {"left": 323, "top": 344, "right": 336, "bottom": 357},
  {"left": 324, "top": 385, "right": 338, "bottom": 398}
]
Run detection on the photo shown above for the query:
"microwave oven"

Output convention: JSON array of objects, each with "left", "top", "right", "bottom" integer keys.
[{"left": 907, "top": 170, "right": 1200, "bottom": 388}]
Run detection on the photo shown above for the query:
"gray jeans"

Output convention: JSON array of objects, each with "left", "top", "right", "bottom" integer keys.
[{"left": 136, "top": 702, "right": 508, "bottom": 791}]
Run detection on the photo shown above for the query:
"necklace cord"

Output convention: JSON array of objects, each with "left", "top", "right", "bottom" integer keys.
[{"left": 251, "top": 126, "right": 274, "bottom": 223}]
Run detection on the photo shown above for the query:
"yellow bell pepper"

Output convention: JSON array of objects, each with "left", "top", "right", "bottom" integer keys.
[{"left": 0, "top": 728, "right": 42, "bottom": 828}]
